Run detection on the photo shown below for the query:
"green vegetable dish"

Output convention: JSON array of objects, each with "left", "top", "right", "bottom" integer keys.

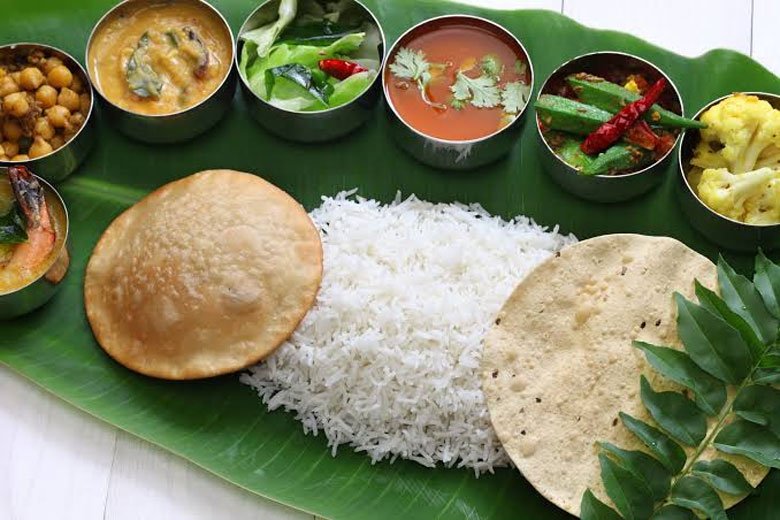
[
  {"left": 536, "top": 70, "right": 704, "bottom": 176},
  {"left": 238, "top": 0, "right": 382, "bottom": 112}
]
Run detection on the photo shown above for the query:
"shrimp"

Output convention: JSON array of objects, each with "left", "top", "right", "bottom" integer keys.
[{"left": 6, "top": 165, "right": 56, "bottom": 271}]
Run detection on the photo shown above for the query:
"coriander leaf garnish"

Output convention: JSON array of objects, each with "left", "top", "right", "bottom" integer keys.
[
  {"left": 514, "top": 59, "right": 528, "bottom": 76},
  {"left": 450, "top": 98, "right": 466, "bottom": 110},
  {"left": 389, "top": 47, "right": 446, "bottom": 109},
  {"left": 389, "top": 47, "right": 430, "bottom": 83},
  {"left": 450, "top": 71, "right": 500, "bottom": 108},
  {"left": 480, "top": 54, "right": 503, "bottom": 78},
  {"left": 581, "top": 253, "right": 780, "bottom": 520},
  {"left": 500, "top": 81, "right": 531, "bottom": 114}
]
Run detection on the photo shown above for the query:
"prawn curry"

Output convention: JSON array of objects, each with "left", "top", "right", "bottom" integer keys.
[
  {"left": 88, "top": 0, "right": 232, "bottom": 116},
  {"left": 0, "top": 166, "right": 67, "bottom": 294}
]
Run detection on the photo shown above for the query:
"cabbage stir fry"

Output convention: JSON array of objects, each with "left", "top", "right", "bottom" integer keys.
[
  {"left": 691, "top": 93, "right": 780, "bottom": 225},
  {"left": 238, "top": 0, "right": 381, "bottom": 112}
]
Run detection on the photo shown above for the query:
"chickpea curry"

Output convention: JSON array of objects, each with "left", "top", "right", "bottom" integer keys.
[
  {"left": 88, "top": 0, "right": 232, "bottom": 116},
  {"left": 0, "top": 49, "right": 91, "bottom": 162},
  {"left": 0, "top": 166, "right": 67, "bottom": 294}
]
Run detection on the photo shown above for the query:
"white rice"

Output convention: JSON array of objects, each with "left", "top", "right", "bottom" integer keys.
[{"left": 241, "top": 191, "right": 576, "bottom": 474}]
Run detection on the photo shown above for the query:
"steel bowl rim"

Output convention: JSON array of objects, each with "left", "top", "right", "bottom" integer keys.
[
  {"left": 0, "top": 168, "right": 69, "bottom": 296},
  {"left": 382, "top": 13, "right": 535, "bottom": 146},
  {"left": 84, "top": 0, "right": 236, "bottom": 119},
  {"left": 678, "top": 90, "right": 780, "bottom": 230},
  {"left": 0, "top": 41, "right": 95, "bottom": 164},
  {"left": 234, "top": 0, "right": 386, "bottom": 116},
  {"left": 535, "top": 50, "right": 685, "bottom": 180}
]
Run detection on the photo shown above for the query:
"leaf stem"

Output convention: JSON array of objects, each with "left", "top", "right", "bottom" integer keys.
[{"left": 653, "top": 337, "right": 780, "bottom": 514}]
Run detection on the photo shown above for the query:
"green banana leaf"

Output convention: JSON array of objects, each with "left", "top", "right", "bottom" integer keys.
[{"left": 2, "top": 1, "right": 780, "bottom": 519}]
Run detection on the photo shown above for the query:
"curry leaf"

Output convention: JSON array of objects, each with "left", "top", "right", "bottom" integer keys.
[
  {"left": 580, "top": 489, "right": 623, "bottom": 520},
  {"left": 640, "top": 376, "right": 707, "bottom": 446},
  {"left": 755, "top": 250, "right": 780, "bottom": 319},
  {"left": 126, "top": 32, "right": 163, "bottom": 99},
  {"left": 675, "top": 292, "right": 753, "bottom": 384},
  {"left": 633, "top": 341, "right": 726, "bottom": 416},
  {"left": 733, "top": 385, "right": 780, "bottom": 437},
  {"left": 619, "top": 413, "right": 686, "bottom": 473},
  {"left": 718, "top": 256, "right": 779, "bottom": 346},
  {"left": 714, "top": 420, "right": 780, "bottom": 468},
  {"left": 695, "top": 280, "right": 764, "bottom": 360},
  {"left": 265, "top": 64, "right": 332, "bottom": 104},
  {"left": 650, "top": 505, "right": 698, "bottom": 520},
  {"left": 691, "top": 459, "right": 755, "bottom": 495},
  {"left": 0, "top": 202, "right": 28, "bottom": 244},
  {"left": 600, "top": 442, "right": 671, "bottom": 502},
  {"left": 670, "top": 476, "right": 727, "bottom": 520},
  {"left": 599, "top": 453, "right": 654, "bottom": 520}
]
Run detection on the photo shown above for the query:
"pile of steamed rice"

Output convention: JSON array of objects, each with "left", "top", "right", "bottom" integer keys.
[{"left": 241, "top": 191, "right": 576, "bottom": 474}]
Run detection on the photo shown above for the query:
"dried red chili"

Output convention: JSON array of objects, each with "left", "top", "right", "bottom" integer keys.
[
  {"left": 624, "top": 120, "right": 660, "bottom": 151},
  {"left": 580, "top": 78, "right": 667, "bottom": 155},
  {"left": 318, "top": 59, "right": 367, "bottom": 80}
]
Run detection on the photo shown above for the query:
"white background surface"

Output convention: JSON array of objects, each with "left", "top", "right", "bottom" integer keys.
[{"left": 3, "top": 1, "right": 779, "bottom": 519}]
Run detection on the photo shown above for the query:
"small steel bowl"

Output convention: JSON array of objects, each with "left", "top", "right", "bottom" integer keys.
[
  {"left": 0, "top": 169, "right": 70, "bottom": 320},
  {"left": 236, "top": 0, "right": 385, "bottom": 143},
  {"left": 0, "top": 43, "right": 96, "bottom": 183},
  {"left": 535, "top": 52, "right": 685, "bottom": 203},
  {"left": 383, "top": 15, "right": 534, "bottom": 170},
  {"left": 86, "top": 0, "right": 236, "bottom": 144},
  {"left": 678, "top": 92, "right": 780, "bottom": 252}
]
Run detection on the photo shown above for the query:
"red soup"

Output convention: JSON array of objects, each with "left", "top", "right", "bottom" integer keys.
[{"left": 385, "top": 18, "right": 531, "bottom": 141}]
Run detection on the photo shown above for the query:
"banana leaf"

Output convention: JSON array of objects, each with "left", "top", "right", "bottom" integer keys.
[{"left": 2, "top": 0, "right": 780, "bottom": 518}]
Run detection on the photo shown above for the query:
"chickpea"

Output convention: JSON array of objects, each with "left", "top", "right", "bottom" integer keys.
[
  {"left": 57, "top": 87, "right": 80, "bottom": 111},
  {"left": 79, "top": 93, "right": 91, "bottom": 114},
  {"left": 2, "top": 120, "right": 22, "bottom": 141},
  {"left": 3, "top": 92, "right": 31, "bottom": 118},
  {"left": 70, "top": 74, "right": 83, "bottom": 94},
  {"left": 9, "top": 71, "right": 21, "bottom": 84},
  {"left": 47, "top": 65, "right": 73, "bottom": 89},
  {"left": 2, "top": 141, "right": 19, "bottom": 158},
  {"left": 11, "top": 154, "right": 30, "bottom": 161},
  {"left": 33, "top": 117, "right": 55, "bottom": 140},
  {"left": 70, "top": 110, "right": 85, "bottom": 125},
  {"left": 41, "top": 57, "right": 63, "bottom": 75},
  {"left": 28, "top": 136, "right": 53, "bottom": 159},
  {"left": 0, "top": 76, "right": 19, "bottom": 97},
  {"left": 46, "top": 104, "right": 70, "bottom": 128},
  {"left": 19, "top": 67, "right": 45, "bottom": 91},
  {"left": 36, "top": 84, "right": 58, "bottom": 108},
  {"left": 49, "top": 134, "right": 64, "bottom": 149}
]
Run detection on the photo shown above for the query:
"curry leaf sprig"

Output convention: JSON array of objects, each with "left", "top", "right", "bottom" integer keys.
[{"left": 582, "top": 252, "right": 780, "bottom": 520}]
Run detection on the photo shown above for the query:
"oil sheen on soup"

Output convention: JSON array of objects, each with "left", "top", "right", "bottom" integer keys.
[
  {"left": 88, "top": 1, "right": 231, "bottom": 115},
  {"left": 386, "top": 23, "right": 529, "bottom": 141}
]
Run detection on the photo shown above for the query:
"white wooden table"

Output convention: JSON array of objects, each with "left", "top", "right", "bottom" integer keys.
[{"left": 3, "top": 1, "right": 779, "bottom": 519}]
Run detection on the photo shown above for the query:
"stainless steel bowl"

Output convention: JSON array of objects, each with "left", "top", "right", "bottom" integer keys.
[
  {"left": 678, "top": 92, "right": 780, "bottom": 252},
  {"left": 0, "top": 169, "right": 70, "bottom": 320},
  {"left": 383, "top": 15, "right": 534, "bottom": 170},
  {"left": 85, "top": 0, "right": 236, "bottom": 144},
  {"left": 0, "top": 43, "right": 96, "bottom": 183},
  {"left": 535, "top": 51, "right": 685, "bottom": 203},
  {"left": 236, "top": 0, "right": 385, "bottom": 143}
]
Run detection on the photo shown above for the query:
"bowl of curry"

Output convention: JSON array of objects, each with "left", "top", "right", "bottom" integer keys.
[
  {"left": 86, "top": 0, "right": 236, "bottom": 143},
  {"left": 0, "top": 165, "right": 69, "bottom": 320}
]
